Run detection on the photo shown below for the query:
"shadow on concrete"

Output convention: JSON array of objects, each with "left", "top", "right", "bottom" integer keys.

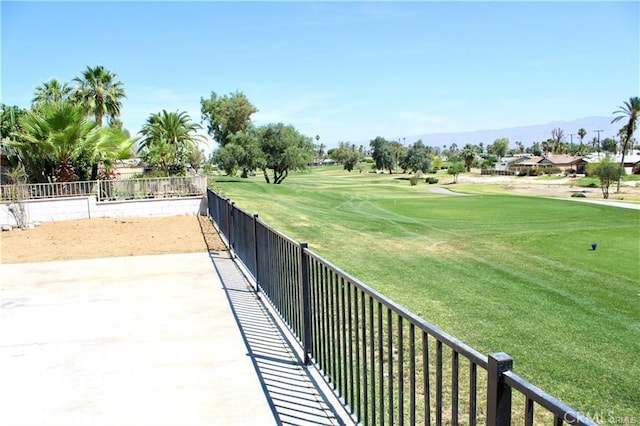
[{"left": 208, "top": 252, "right": 352, "bottom": 426}]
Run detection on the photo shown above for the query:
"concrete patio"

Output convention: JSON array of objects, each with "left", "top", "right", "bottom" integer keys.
[{"left": 0, "top": 251, "right": 351, "bottom": 425}]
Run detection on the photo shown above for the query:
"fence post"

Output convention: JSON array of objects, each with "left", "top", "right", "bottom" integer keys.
[
  {"left": 253, "top": 214, "right": 260, "bottom": 294},
  {"left": 299, "top": 242, "right": 312, "bottom": 365},
  {"left": 486, "top": 352, "right": 513, "bottom": 426}
]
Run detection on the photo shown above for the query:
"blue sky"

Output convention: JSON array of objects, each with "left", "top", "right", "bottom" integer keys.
[{"left": 2, "top": 1, "right": 638, "bottom": 151}]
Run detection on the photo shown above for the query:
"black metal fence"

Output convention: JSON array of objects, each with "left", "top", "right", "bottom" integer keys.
[{"left": 207, "top": 188, "right": 597, "bottom": 426}]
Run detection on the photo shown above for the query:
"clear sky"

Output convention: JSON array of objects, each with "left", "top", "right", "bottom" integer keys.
[{"left": 2, "top": 1, "right": 638, "bottom": 151}]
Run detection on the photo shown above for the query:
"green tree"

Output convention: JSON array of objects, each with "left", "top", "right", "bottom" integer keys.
[
  {"left": 138, "top": 110, "right": 206, "bottom": 176},
  {"left": 227, "top": 129, "right": 265, "bottom": 178},
  {"left": 200, "top": 91, "right": 258, "bottom": 146},
  {"left": 32, "top": 79, "right": 72, "bottom": 107},
  {"left": 447, "top": 162, "right": 466, "bottom": 183},
  {"left": 587, "top": 157, "right": 625, "bottom": 199},
  {"left": 572, "top": 143, "right": 591, "bottom": 156},
  {"left": 141, "top": 138, "right": 175, "bottom": 177},
  {"left": 529, "top": 141, "right": 542, "bottom": 156},
  {"left": 401, "top": 140, "right": 432, "bottom": 173},
  {"left": 1, "top": 104, "right": 26, "bottom": 140},
  {"left": 390, "top": 140, "right": 406, "bottom": 173},
  {"left": 257, "top": 123, "right": 315, "bottom": 184},
  {"left": 369, "top": 136, "right": 395, "bottom": 173},
  {"left": 331, "top": 142, "right": 362, "bottom": 172},
  {"left": 600, "top": 137, "right": 617, "bottom": 154},
  {"left": 488, "top": 138, "right": 509, "bottom": 160},
  {"left": 460, "top": 144, "right": 477, "bottom": 172},
  {"left": 2, "top": 104, "right": 49, "bottom": 181},
  {"left": 612, "top": 97, "right": 640, "bottom": 192},
  {"left": 212, "top": 143, "right": 242, "bottom": 177},
  {"left": 73, "top": 65, "right": 126, "bottom": 127}
]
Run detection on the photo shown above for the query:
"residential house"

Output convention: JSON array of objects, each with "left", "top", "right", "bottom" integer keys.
[
  {"left": 584, "top": 152, "right": 640, "bottom": 175},
  {"left": 512, "top": 155, "right": 587, "bottom": 174}
]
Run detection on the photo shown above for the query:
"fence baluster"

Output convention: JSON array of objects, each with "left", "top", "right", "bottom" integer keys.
[
  {"left": 469, "top": 362, "right": 477, "bottom": 426},
  {"left": 423, "top": 332, "right": 431, "bottom": 426},
  {"left": 452, "top": 350, "right": 459, "bottom": 425},
  {"left": 299, "top": 242, "right": 311, "bottom": 364},
  {"left": 436, "top": 340, "right": 443, "bottom": 426}
]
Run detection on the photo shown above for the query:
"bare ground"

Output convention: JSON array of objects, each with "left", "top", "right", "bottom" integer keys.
[
  {"left": 0, "top": 215, "right": 227, "bottom": 264},
  {"left": 453, "top": 174, "right": 640, "bottom": 201}
]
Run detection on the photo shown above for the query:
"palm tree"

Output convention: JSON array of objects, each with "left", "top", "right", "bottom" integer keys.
[
  {"left": 612, "top": 96, "right": 640, "bottom": 192},
  {"left": 515, "top": 141, "right": 524, "bottom": 154},
  {"left": 577, "top": 128, "right": 587, "bottom": 146},
  {"left": 138, "top": 110, "right": 205, "bottom": 150},
  {"left": 460, "top": 144, "right": 477, "bottom": 172},
  {"left": 11, "top": 102, "right": 97, "bottom": 181},
  {"left": 9, "top": 102, "right": 134, "bottom": 182},
  {"left": 32, "top": 79, "right": 72, "bottom": 107},
  {"left": 92, "top": 127, "right": 137, "bottom": 172},
  {"left": 138, "top": 110, "right": 206, "bottom": 176},
  {"left": 73, "top": 65, "right": 126, "bottom": 126}
]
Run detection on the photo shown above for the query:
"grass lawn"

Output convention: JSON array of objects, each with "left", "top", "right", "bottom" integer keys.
[{"left": 210, "top": 166, "right": 639, "bottom": 418}]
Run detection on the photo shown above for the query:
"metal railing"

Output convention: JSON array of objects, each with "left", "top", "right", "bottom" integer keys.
[
  {"left": 0, "top": 180, "right": 96, "bottom": 201},
  {"left": 207, "top": 188, "right": 597, "bottom": 426},
  {"left": 1, "top": 176, "right": 206, "bottom": 202}
]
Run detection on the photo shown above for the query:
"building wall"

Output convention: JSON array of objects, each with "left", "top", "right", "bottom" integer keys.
[{"left": 1, "top": 196, "right": 207, "bottom": 227}]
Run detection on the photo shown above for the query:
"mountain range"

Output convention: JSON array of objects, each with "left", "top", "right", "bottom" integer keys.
[{"left": 399, "top": 116, "right": 621, "bottom": 148}]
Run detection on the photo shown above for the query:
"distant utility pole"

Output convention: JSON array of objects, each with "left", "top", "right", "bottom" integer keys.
[{"left": 594, "top": 130, "right": 603, "bottom": 153}]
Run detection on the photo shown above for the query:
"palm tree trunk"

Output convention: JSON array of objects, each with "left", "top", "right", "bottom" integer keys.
[
  {"left": 617, "top": 137, "right": 628, "bottom": 193},
  {"left": 90, "top": 163, "right": 99, "bottom": 181}
]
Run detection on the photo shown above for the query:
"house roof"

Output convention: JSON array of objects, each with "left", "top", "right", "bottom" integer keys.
[
  {"left": 515, "top": 156, "right": 545, "bottom": 166},
  {"left": 584, "top": 153, "right": 640, "bottom": 164},
  {"left": 498, "top": 156, "right": 521, "bottom": 164},
  {"left": 539, "top": 155, "right": 584, "bottom": 165}
]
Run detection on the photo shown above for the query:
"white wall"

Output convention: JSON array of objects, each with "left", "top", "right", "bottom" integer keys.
[{"left": 1, "top": 196, "right": 207, "bottom": 227}]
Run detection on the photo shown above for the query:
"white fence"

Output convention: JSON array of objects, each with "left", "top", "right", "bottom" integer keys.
[
  {"left": 0, "top": 176, "right": 208, "bottom": 226},
  {"left": 0, "top": 175, "right": 207, "bottom": 202}
]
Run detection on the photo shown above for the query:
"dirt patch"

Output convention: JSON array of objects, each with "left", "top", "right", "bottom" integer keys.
[
  {"left": 454, "top": 174, "right": 640, "bottom": 200},
  {"left": 0, "top": 215, "right": 228, "bottom": 264}
]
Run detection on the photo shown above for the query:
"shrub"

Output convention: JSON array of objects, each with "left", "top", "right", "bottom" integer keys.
[
  {"left": 425, "top": 177, "right": 439, "bottom": 184},
  {"left": 146, "top": 169, "right": 167, "bottom": 178},
  {"left": 544, "top": 166, "right": 562, "bottom": 175},
  {"left": 409, "top": 176, "right": 419, "bottom": 186},
  {"left": 518, "top": 167, "right": 530, "bottom": 176},
  {"left": 518, "top": 167, "right": 544, "bottom": 176}
]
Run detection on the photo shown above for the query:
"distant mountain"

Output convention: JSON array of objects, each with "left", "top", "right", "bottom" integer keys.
[{"left": 405, "top": 116, "right": 620, "bottom": 148}]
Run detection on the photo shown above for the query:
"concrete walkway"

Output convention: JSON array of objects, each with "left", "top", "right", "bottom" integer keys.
[{"left": 0, "top": 252, "right": 350, "bottom": 425}]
